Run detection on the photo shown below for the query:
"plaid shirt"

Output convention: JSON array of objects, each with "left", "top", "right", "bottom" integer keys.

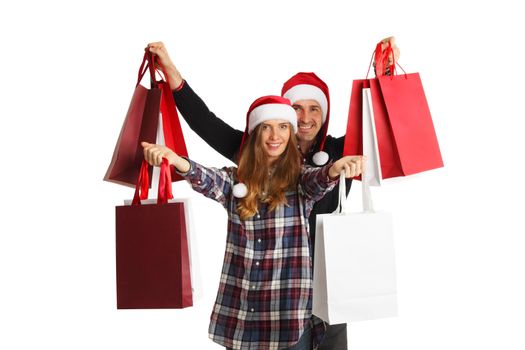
[{"left": 181, "top": 159, "right": 338, "bottom": 350}]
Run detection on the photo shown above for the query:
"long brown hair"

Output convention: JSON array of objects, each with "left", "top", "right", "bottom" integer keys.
[{"left": 236, "top": 123, "right": 302, "bottom": 220}]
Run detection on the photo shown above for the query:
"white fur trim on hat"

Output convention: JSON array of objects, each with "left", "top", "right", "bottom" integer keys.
[
  {"left": 282, "top": 84, "right": 328, "bottom": 123},
  {"left": 312, "top": 151, "right": 329, "bottom": 166},
  {"left": 233, "top": 183, "right": 248, "bottom": 198},
  {"left": 248, "top": 103, "right": 297, "bottom": 134}
]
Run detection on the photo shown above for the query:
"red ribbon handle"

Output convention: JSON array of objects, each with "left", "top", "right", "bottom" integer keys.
[
  {"left": 366, "top": 40, "right": 407, "bottom": 80},
  {"left": 132, "top": 160, "right": 150, "bottom": 205},
  {"left": 157, "top": 158, "right": 174, "bottom": 204},
  {"left": 131, "top": 159, "right": 174, "bottom": 206},
  {"left": 136, "top": 51, "right": 160, "bottom": 88},
  {"left": 142, "top": 48, "right": 188, "bottom": 161},
  {"left": 377, "top": 41, "right": 394, "bottom": 77}
]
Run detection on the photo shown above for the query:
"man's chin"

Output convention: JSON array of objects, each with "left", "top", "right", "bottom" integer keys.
[{"left": 296, "top": 132, "right": 316, "bottom": 142}]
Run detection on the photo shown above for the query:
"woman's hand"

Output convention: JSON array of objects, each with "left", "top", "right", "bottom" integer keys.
[
  {"left": 141, "top": 141, "right": 190, "bottom": 173},
  {"left": 146, "top": 41, "right": 184, "bottom": 90},
  {"left": 329, "top": 155, "right": 367, "bottom": 179}
]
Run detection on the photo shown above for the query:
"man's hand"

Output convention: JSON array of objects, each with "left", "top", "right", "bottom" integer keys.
[
  {"left": 379, "top": 36, "right": 400, "bottom": 65},
  {"left": 146, "top": 41, "right": 184, "bottom": 90}
]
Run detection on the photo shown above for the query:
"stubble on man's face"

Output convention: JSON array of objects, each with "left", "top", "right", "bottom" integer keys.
[{"left": 292, "top": 99, "right": 323, "bottom": 143}]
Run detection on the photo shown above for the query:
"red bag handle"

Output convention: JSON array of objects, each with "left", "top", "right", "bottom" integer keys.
[
  {"left": 136, "top": 51, "right": 163, "bottom": 88},
  {"left": 132, "top": 159, "right": 174, "bottom": 206},
  {"left": 142, "top": 48, "right": 189, "bottom": 162},
  {"left": 366, "top": 41, "right": 407, "bottom": 79},
  {"left": 136, "top": 49, "right": 189, "bottom": 182}
]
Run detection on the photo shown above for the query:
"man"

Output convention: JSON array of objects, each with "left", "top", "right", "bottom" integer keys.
[{"left": 147, "top": 37, "right": 398, "bottom": 349}]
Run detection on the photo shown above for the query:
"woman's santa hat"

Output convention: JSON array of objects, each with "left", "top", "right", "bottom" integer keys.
[
  {"left": 233, "top": 95, "right": 297, "bottom": 198},
  {"left": 281, "top": 72, "right": 331, "bottom": 166}
]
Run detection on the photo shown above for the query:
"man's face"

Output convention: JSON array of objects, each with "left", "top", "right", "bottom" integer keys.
[{"left": 292, "top": 99, "right": 323, "bottom": 142}]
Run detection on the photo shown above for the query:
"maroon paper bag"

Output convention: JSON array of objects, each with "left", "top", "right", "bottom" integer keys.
[
  {"left": 344, "top": 43, "right": 443, "bottom": 179},
  {"left": 105, "top": 51, "right": 189, "bottom": 187},
  {"left": 104, "top": 85, "right": 160, "bottom": 187},
  {"left": 115, "top": 160, "right": 192, "bottom": 309}
]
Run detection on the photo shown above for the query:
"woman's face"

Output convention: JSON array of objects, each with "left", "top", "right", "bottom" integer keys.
[{"left": 258, "top": 119, "right": 291, "bottom": 164}]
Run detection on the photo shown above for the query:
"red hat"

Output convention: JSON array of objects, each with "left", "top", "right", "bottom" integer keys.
[
  {"left": 246, "top": 95, "right": 297, "bottom": 134},
  {"left": 281, "top": 72, "right": 330, "bottom": 165},
  {"left": 233, "top": 95, "right": 296, "bottom": 198}
]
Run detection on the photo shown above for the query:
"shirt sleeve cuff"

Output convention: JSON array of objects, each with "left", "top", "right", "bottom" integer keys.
[
  {"left": 173, "top": 79, "right": 185, "bottom": 92},
  {"left": 176, "top": 157, "right": 195, "bottom": 177},
  {"left": 323, "top": 163, "right": 340, "bottom": 185}
]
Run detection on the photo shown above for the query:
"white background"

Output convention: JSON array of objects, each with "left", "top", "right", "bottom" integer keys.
[{"left": 1, "top": 0, "right": 524, "bottom": 349}]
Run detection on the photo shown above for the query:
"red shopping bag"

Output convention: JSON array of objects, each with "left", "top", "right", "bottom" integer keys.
[
  {"left": 104, "top": 51, "right": 188, "bottom": 187},
  {"left": 115, "top": 159, "right": 193, "bottom": 309},
  {"left": 344, "top": 42, "right": 443, "bottom": 179}
]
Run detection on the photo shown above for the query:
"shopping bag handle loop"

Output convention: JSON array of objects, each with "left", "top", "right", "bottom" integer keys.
[
  {"left": 132, "top": 160, "right": 150, "bottom": 205},
  {"left": 337, "top": 171, "right": 347, "bottom": 214},
  {"left": 138, "top": 50, "right": 188, "bottom": 170},
  {"left": 136, "top": 51, "right": 159, "bottom": 88},
  {"left": 132, "top": 159, "right": 174, "bottom": 205},
  {"left": 136, "top": 50, "right": 175, "bottom": 89},
  {"left": 336, "top": 169, "right": 375, "bottom": 214},
  {"left": 366, "top": 41, "right": 407, "bottom": 80},
  {"left": 361, "top": 169, "right": 374, "bottom": 213}
]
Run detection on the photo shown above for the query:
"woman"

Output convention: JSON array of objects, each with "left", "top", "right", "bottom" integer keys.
[{"left": 142, "top": 96, "right": 365, "bottom": 350}]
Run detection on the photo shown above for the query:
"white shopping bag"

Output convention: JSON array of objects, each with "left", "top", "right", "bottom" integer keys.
[{"left": 313, "top": 170, "right": 397, "bottom": 323}]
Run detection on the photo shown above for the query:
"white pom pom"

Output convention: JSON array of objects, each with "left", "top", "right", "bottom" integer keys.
[
  {"left": 312, "top": 151, "right": 329, "bottom": 166},
  {"left": 233, "top": 183, "right": 248, "bottom": 198}
]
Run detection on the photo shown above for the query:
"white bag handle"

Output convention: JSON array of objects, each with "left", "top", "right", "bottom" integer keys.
[
  {"left": 337, "top": 169, "right": 374, "bottom": 214},
  {"left": 335, "top": 87, "right": 380, "bottom": 214}
]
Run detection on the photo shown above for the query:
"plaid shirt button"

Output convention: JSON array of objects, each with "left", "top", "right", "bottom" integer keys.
[
  {"left": 255, "top": 261, "right": 260, "bottom": 266},
  {"left": 250, "top": 308, "right": 255, "bottom": 312},
  {"left": 257, "top": 238, "right": 262, "bottom": 243}
]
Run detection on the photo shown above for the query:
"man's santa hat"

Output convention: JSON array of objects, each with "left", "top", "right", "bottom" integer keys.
[
  {"left": 233, "top": 95, "right": 297, "bottom": 198},
  {"left": 281, "top": 72, "right": 331, "bottom": 166}
]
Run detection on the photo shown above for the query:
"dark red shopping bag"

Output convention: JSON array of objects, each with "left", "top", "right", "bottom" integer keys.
[
  {"left": 104, "top": 51, "right": 188, "bottom": 187},
  {"left": 115, "top": 159, "right": 193, "bottom": 309},
  {"left": 344, "top": 42, "right": 443, "bottom": 179}
]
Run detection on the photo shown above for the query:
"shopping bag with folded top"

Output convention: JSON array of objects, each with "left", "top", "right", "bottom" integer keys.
[
  {"left": 115, "top": 159, "right": 193, "bottom": 309},
  {"left": 344, "top": 41, "right": 444, "bottom": 180},
  {"left": 104, "top": 51, "right": 188, "bottom": 187},
  {"left": 314, "top": 104, "right": 397, "bottom": 323},
  {"left": 313, "top": 170, "right": 398, "bottom": 323}
]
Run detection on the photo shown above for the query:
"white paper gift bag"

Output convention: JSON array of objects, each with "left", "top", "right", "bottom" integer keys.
[{"left": 313, "top": 172, "right": 397, "bottom": 323}]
